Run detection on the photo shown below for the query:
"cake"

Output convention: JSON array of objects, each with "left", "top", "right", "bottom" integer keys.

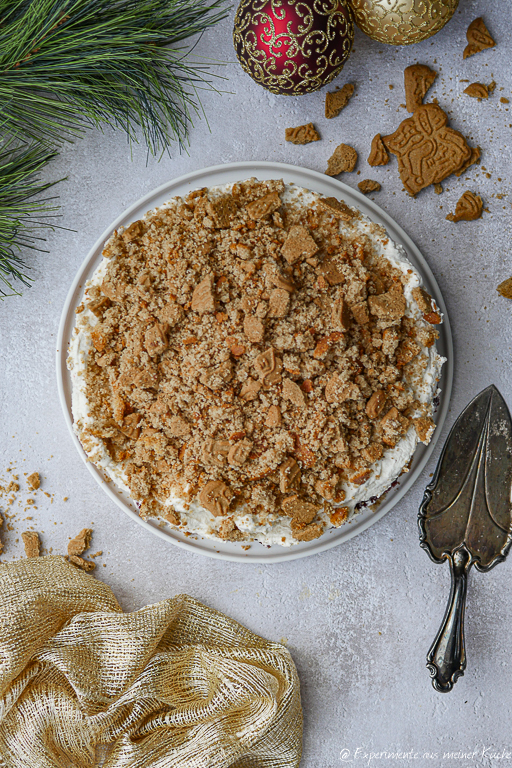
[{"left": 68, "top": 178, "right": 445, "bottom": 547}]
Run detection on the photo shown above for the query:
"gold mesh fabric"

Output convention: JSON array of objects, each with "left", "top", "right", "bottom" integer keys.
[{"left": 0, "top": 556, "right": 302, "bottom": 768}]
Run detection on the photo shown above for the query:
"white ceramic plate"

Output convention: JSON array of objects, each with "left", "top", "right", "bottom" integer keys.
[{"left": 57, "top": 161, "right": 453, "bottom": 563}]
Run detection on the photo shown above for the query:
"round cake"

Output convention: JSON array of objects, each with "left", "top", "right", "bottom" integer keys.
[{"left": 68, "top": 178, "right": 444, "bottom": 547}]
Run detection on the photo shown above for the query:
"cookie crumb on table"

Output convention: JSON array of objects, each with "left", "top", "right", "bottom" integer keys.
[
  {"left": 22, "top": 531, "right": 40, "bottom": 558},
  {"left": 325, "top": 83, "right": 354, "bottom": 119},
  {"left": 285, "top": 123, "right": 320, "bottom": 145},
  {"left": 463, "top": 17, "right": 495, "bottom": 59},
  {"left": 446, "top": 191, "right": 483, "bottom": 222},
  {"left": 68, "top": 528, "right": 93, "bottom": 557},
  {"left": 27, "top": 472, "right": 40, "bottom": 491},
  {"left": 358, "top": 180, "right": 381, "bottom": 194},
  {"left": 367, "top": 134, "right": 389, "bottom": 167},
  {"left": 69, "top": 555, "right": 96, "bottom": 572},
  {"left": 325, "top": 144, "right": 357, "bottom": 176},
  {"left": 464, "top": 82, "right": 490, "bottom": 100},
  {"left": 497, "top": 278, "right": 512, "bottom": 300},
  {"left": 67, "top": 528, "right": 96, "bottom": 570},
  {"left": 404, "top": 64, "right": 437, "bottom": 112}
]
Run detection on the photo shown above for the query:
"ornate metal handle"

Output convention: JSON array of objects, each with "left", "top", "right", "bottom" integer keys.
[{"left": 426, "top": 548, "right": 472, "bottom": 692}]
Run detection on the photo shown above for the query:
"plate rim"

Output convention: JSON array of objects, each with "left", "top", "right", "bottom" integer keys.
[{"left": 56, "top": 160, "right": 453, "bottom": 564}]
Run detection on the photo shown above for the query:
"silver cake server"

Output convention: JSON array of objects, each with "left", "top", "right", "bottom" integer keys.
[{"left": 418, "top": 385, "right": 512, "bottom": 692}]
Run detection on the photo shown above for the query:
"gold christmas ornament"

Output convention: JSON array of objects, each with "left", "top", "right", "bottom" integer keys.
[{"left": 350, "top": 0, "right": 459, "bottom": 45}]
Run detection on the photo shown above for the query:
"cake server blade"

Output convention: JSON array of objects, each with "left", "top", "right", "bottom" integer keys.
[{"left": 418, "top": 385, "right": 512, "bottom": 692}]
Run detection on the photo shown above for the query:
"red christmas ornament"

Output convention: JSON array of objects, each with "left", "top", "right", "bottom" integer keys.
[{"left": 233, "top": 0, "right": 354, "bottom": 95}]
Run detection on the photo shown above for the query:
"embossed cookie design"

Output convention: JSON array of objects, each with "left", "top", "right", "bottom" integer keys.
[
  {"left": 463, "top": 82, "right": 495, "bottom": 100},
  {"left": 463, "top": 17, "right": 495, "bottom": 59},
  {"left": 453, "top": 145, "right": 481, "bottom": 178},
  {"left": 446, "top": 191, "right": 483, "bottom": 222},
  {"left": 383, "top": 104, "right": 472, "bottom": 196},
  {"left": 464, "top": 82, "right": 489, "bottom": 100}
]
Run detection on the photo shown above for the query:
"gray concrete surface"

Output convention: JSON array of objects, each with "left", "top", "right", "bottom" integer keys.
[{"left": 1, "top": 0, "right": 511, "bottom": 765}]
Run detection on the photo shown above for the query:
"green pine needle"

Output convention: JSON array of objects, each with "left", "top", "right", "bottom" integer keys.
[
  {"left": 0, "top": 137, "right": 63, "bottom": 297},
  {"left": 0, "top": 0, "right": 230, "bottom": 155}
]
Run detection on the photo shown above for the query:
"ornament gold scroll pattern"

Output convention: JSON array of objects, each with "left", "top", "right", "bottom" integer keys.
[
  {"left": 234, "top": 0, "right": 354, "bottom": 94},
  {"left": 350, "top": 0, "right": 459, "bottom": 46}
]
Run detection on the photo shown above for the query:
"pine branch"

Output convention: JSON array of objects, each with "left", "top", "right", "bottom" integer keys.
[
  {"left": 0, "top": 0, "right": 230, "bottom": 155},
  {"left": 0, "top": 137, "right": 63, "bottom": 297}
]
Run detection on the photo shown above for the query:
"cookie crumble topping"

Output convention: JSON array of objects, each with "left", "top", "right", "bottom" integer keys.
[{"left": 71, "top": 179, "right": 441, "bottom": 545}]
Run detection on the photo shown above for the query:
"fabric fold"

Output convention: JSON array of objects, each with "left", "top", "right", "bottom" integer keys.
[{"left": 0, "top": 557, "right": 302, "bottom": 768}]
